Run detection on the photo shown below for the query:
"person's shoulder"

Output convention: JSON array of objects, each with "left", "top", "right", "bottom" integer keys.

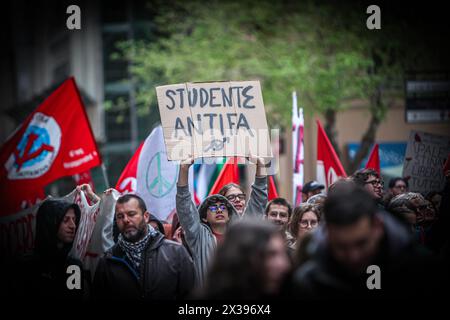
[
  {"left": 159, "top": 239, "right": 193, "bottom": 257},
  {"left": 160, "top": 238, "right": 190, "bottom": 251},
  {"left": 66, "top": 256, "right": 83, "bottom": 268},
  {"left": 161, "top": 238, "right": 183, "bottom": 247},
  {"left": 100, "top": 243, "right": 121, "bottom": 260},
  {"left": 293, "top": 259, "right": 321, "bottom": 283}
]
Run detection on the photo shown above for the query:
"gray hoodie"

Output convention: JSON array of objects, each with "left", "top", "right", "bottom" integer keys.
[{"left": 176, "top": 176, "right": 267, "bottom": 287}]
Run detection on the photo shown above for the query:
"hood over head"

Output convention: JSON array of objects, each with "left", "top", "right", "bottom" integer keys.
[{"left": 34, "top": 199, "right": 81, "bottom": 260}]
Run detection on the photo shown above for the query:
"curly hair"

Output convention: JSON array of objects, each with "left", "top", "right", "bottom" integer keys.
[
  {"left": 350, "top": 168, "right": 380, "bottom": 187},
  {"left": 388, "top": 192, "right": 424, "bottom": 212}
]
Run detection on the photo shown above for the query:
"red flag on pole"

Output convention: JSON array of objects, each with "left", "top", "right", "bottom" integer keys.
[
  {"left": 209, "top": 157, "right": 239, "bottom": 195},
  {"left": 115, "top": 142, "right": 144, "bottom": 194},
  {"left": 316, "top": 120, "right": 347, "bottom": 189},
  {"left": 0, "top": 77, "right": 101, "bottom": 216},
  {"left": 268, "top": 175, "right": 279, "bottom": 200},
  {"left": 365, "top": 143, "right": 380, "bottom": 174}
]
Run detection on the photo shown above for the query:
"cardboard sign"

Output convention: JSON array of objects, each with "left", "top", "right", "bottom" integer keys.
[
  {"left": 402, "top": 131, "right": 450, "bottom": 194},
  {"left": 156, "top": 81, "right": 272, "bottom": 160}
]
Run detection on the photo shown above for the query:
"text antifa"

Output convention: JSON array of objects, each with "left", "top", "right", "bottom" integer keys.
[{"left": 175, "top": 113, "right": 252, "bottom": 138}]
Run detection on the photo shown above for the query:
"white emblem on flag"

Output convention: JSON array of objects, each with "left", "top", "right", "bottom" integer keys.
[{"left": 5, "top": 112, "right": 61, "bottom": 179}]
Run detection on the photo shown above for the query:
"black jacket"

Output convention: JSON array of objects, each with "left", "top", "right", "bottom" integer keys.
[
  {"left": 2, "top": 199, "right": 85, "bottom": 299},
  {"left": 92, "top": 231, "right": 195, "bottom": 300},
  {"left": 291, "top": 212, "right": 445, "bottom": 299}
]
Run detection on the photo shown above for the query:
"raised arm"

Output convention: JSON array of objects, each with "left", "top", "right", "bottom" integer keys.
[
  {"left": 244, "top": 157, "right": 268, "bottom": 218},
  {"left": 176, "top": 157, "right": 202, "bottom": 249},
  {"left": 76, "top": 183, "right": 101, "bottom": 204}
]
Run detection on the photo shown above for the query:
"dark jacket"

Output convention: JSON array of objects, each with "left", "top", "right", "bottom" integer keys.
[
  {"left": 3, "top": 199, "right": 84, "bottom": 299},
  {"left": 429, "top": 178, "right": 450, "bottom": 264},
  {"left": 149, "top": 214, "right": 166, "bottom": 236},
  {"left": 92, "top": 231, "right": 195, "bottom": 300},
  {"left": 291, "top": 212, "right": 445, "bottom": 299}
]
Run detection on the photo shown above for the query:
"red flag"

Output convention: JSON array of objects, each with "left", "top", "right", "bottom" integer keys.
[
  {"left": 73, "top": 170, "right": 94, "bottom": 188},
  {"left": 365, "top": 144, "right": 380, "bottom": 174},
  {"left": 316, "top": 120, "right": 346, "bottom": 189},
  {"left": 193, "top": 192, "right": 201, "bottom": 205},
  {"left": 20, "top": 188, "right": 46, "bottom": 212},
  {"left": 115, "top": 142, "right": 144, "bottom": 194},
  {"left": 209, "top": 157, "right": 239, "bottom": 195},
  {"left": 0, "top": 77, "right": 101, "bottom": 216},
  {"left": 268, "top": 175, "right": 279, "bottom": 200}
]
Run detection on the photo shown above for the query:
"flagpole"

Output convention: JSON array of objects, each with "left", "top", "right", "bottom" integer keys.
[
  {"left": 101, "top": 163, "right": 110, "bottom": 188},
  {"left": 292, "top": 91, "right": 297, "bottom": 205}
]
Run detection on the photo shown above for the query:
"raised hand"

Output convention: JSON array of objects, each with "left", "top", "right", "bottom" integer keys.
[
  {"left": 178, "top": 155, "right": 194, "bottom": 186},
  {"left": 76, "top": 183, "right": 100, "bottom": 203}
]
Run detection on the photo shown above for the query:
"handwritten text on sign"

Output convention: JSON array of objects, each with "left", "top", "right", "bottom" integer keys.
[
  {"left": 402, "top": 131, "right": 450, "bottom": 193},
  {"left": 156, "top": 81, "right": 272, "bottom": 160}
]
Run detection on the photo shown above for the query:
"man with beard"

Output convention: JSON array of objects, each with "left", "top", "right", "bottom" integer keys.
[{"left": 92, "top": 194, "right": 195, "bottom": 300}]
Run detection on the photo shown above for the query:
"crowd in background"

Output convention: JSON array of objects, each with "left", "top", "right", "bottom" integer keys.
[{"left": 2, "top": 160, "right": 449, "bottom": 300}]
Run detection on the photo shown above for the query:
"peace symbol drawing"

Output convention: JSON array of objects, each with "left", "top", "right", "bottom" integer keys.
[{"left": 145, "top": 151, "right": 179, "bottom": 198}]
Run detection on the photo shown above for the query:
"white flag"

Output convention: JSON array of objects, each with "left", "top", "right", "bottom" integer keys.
[
  {"left": 292, "top": 91, "right": 304, "bottom": 206},
  {"left": 136, "top": 125, "right": 193, "bottom": 222}
]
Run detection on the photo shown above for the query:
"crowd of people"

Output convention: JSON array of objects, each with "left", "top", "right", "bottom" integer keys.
[{"left": 2, "top": 158, "right": 449, "bottom": 300}]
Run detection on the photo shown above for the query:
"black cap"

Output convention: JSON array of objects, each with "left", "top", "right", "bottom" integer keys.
[{"left": 302, "top": 180, "right": 325, "bottom": 194}]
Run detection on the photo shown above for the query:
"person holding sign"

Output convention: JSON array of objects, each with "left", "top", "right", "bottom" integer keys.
[
  {"left": 177, "top": 156, "right": 240, "bottom": 287},
  {"left": 218, "top": 157, "right": 268, "bottom": 217},
  {"left": 156, "top": 81, "right": 273, "bottom": 161}
]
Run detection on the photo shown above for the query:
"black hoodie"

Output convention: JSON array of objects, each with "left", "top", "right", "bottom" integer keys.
[
  {"left": 5, "top": 199, "right": 83, "bottom": 299},
  {"left": 34, "top": 199, "right": 81, "bottom": 265}
]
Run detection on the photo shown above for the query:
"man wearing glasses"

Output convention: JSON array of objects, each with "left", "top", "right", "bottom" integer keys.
[
  {"left": 218, "top": 157, "right": 268, "bottom": 218},
  {"left": 351, "top": 168, "right": 385, "bottom": 208}
]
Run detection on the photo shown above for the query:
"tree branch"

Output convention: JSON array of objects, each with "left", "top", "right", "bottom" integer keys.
[
  {"left": 347, "top": 86, "right": 383, "bottom": 174},
  {"left": 324, "top": 109, "right": 341, "bottom": 160}
]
